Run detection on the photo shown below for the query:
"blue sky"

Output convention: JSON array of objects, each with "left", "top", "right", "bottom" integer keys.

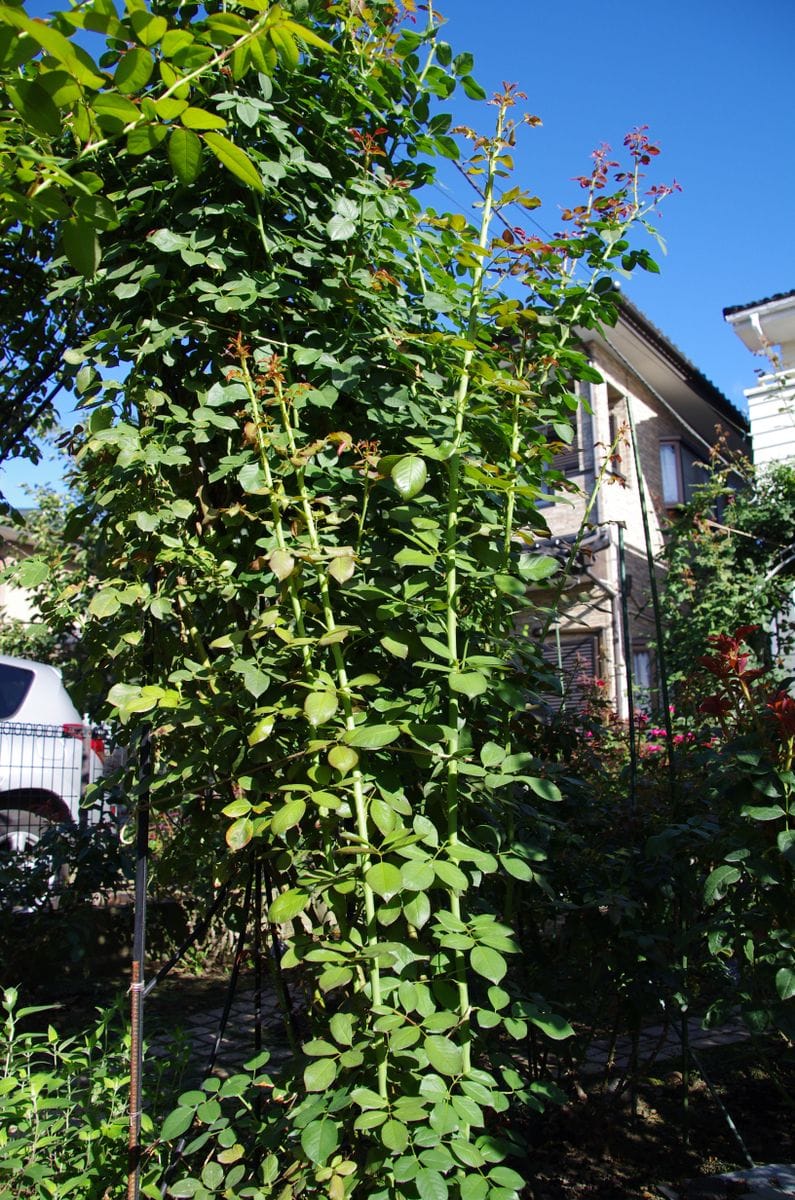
[
  {"left": 437, "top": 0, "right": 795, "bottom": 404},
  {"left": 4, "top": 0, "right": 793, "bottom": 505}
]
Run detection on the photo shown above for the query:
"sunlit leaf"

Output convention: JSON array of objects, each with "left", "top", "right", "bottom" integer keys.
[
  {"left": 225, "top": 816, "right": 254, "bottom": 851},
  {"left": 304, "top": 691, "right": 338, "bottom": 727},
  {"left": 203, "top": 131, "right": 263, "bottom": 192},
  {"left": 114, "top": 47, "right": 154, "bottom": 93},
  {"left": 391, "top": 455, "right": 427, "bottom": 500},
  {"left": 365, "top": 862, "right": 402, "bottom": 900},
  {"left": 168, "top": 126, "right": 203, "bottom": 184}
]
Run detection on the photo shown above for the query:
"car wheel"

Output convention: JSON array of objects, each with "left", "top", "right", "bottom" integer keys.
[
  {"left": 0, "top": 809, "right": 51, "bottom": 852},
  {"left": 0, "top": 809, "right": 69, "bottom": 908}
]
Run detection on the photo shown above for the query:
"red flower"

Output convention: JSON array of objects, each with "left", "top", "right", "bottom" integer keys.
[
  {"left": 768, "top": 691, "right": 795, "bottom": 738},
  {"left": 698, "top": 625, "right": 761, "bottom": 679}
]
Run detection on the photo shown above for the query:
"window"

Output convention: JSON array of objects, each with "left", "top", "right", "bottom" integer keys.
[
  {"left": 607, "top": 391, "right": 628, "bottom": 480},
  {"left": 659, "top": 440, "right": 706, "bottom": 506},
  {"left": 631, "top": 646, "right": 654, "bottom": 713},
  {"left": 0, "top": 663, "right": 34, "bottom": 719},
  {"left": 541, "top": 633, "right": 601, "bottom": 713},
  {"left": 660, "top": 441, "right": 682, "bottom": 504}
]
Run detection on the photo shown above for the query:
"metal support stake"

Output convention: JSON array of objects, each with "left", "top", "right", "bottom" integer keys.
[
  {"left": 625, "top": 397, "right": 690, "bottom": 1141},
  {"left": 617, "top": 524, "right": 638, "bottom": 812},
  {"left": 254, "top": 855, "right": 263, "bottom": 1060},
  {"left": 127, "top": 724, "right": 152, "bottom": 1200}
]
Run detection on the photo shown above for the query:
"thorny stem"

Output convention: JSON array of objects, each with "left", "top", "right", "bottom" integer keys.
[
  {"left": 443, "top": 95, "right": 505, "bottom": 1091},
  {"left": 270, "top": 374, "right": 387, "bottom": 1098},
  {"left": 417, "top": 1, "right": 437, "bottom": 85},
  {"left": 237, "top": 355, "right": 313, "bottom": 678}
]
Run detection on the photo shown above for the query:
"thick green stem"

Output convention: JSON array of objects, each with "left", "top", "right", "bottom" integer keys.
[
  {"left": 239, "top": 358, "right": 313, "bottom": 677},
  {"left": 443, "top": 101, "right": 504, "bottom": 1084},
  {"left": 272, "top": 379, "right": 387, "bottom": 1097}
]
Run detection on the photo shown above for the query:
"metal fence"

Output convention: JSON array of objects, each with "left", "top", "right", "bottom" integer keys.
[{"left": 0, "top": 720, "right": 122, "bottom": 905}]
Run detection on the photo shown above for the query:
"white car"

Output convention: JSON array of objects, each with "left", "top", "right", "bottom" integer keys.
[{"left": 0, "top": 654, "right": 106, "bottom": 854}]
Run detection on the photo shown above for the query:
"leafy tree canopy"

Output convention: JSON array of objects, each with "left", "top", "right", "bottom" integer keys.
[{"left": 661, "top": 451, "right": 795, "bottom": 681}]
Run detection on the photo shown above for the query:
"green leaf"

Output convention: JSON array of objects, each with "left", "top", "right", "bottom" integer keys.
[
  {"left": 526, "top": 777, "right": 563, "bottom": 803},
  {"left": 304, "top": 1057, "right": 337, "bottom": 1092},
  {"left": 282, "top": 18, "right": 337, "bottom": 54},
  {"left": 127, "top": 123, "right": 168, "bottom": 155},
  {"left": 480, "top": 742, "right": 505, "bottom": 768},
  {"left": 470, "top": 945, "right": 507, "bottom": 983},
  {"left": 181, "top": 106, "right": 227, "bottom": 131},
  {"left": 0, "top": 7, "right": 105, "bottom": 86},
  {"left": 415, "top": 1169, "right": 448, "bottom": 1200},
  {"left": 201, "top": 1162, "right": 224, "bottom": 1191},
  {"left": 381, "top": 1118, "right": 409, "bottom": 1153},
  {"left": 225, "top": 817, "right": 253, "bottom": 851},
  {"left": 149, "top": 228, "right": 189, "bottom": 253},
  {"left": 248, "top": 715, "right": 274, "bottom": 746},
  {"left": 740, "top": 804, "right": 786, "bottom": 821},
  {"left": 269, "top": 549, "right": 295, "bottom": 580},
  {"left": 394, "top": 547, "right": 436, "bottom": 567},
  {"left": 240, "top": 664, "right": 270, "bottom": 699},
  {"left": 328, "top": 745, "right": 358, "bottom": 774},
  {"left": 270, "top": 797, "right": 305, "bottom": 836},
  {"left": 328, "top": 555, "right": 355, "bottom": 584},
  {"left": 778, "top": 829, "right": 795, "bottom": 862},
  {"left": 304, "top": 691, "right": 338, "bottom": 727},
  {"left": 434, "top": 860, "right": 468, "bottom": 892},
  {"left": 776, "top": 967, "right": 795, "bottom": 1001},
  {"left": 93, "top": 91, "right": 141, "bottom": 130},
  {"left": 519, "top": 553, "right": 560, "bottom": 581},
  {"left": 62, "top": 217, "right": 100, "bottom": 277},
  {"left": 161, "top": 1106, "right": 194, "bottom": 1141},
  {"left": 129, "top": 9, "right": 168, "bottom": 46},
  {"left": 525, "top": 1006, "right": 574, "bottom": 1040},
  {"left": 268, "top": 888, "right": 308, "bottom": 923},
  {"left": 343, "top": 725, "right": 400, "bottom": 749},
  {"left": 238, "top": 463, "right": 267, "bottom": 493},
  {"left": 15, "top": 557, "right": 49, "bottom": 587},
  {"left": 327, "top": 212, "right": 356, "bottom": 241},
  {"left": 365, "top": 862, "right": 402, "bottom": 900},
  {"left": 203, "top": 131, "right": 264, "bottom": 192},
  {"left": 488, "top": 1167, "right": 525, "bottom": 1190},
  {"left": 704, "top": 864, "right": 741, "bottom": 903},
  {"left": 461, "top": 74, "right": 487, "bottom": 101},
  {"left": 419, "top": 636, "right": 451, "bottom": 660},
  {"left": 424, "top": 1035, "right": 463, "bottom": 1076},
  {"left": 89, "top": 589, "right": 121, "bottom": 618},
  {"left": 329, "top": 1012, "right": 354, "bottom": 1046},
  {"left": 401, "top": 859, "right": 435, "bottom": 892},
  {"left": 222, "top": 798, "right": 251, "bottom": 819},
  {"left": 403, "top": 890, "right": 431, "bottom": 929},
  {"left": 6, "top": 80, "right": 61, "bottom": 137},
  {"left": 300, "top": 1118, "right": 339, "bottom": 1165},
  {"left": 449, "top": 671, "right": 488, "bottom": 698},
  {"left": 381, "top": 635, "right": 409, "bottom": 659},
  {"left": 168, "top": 1181, "right": 200, "bottom": 1198},
  {"left": 391, "top": 455, "right": 428, "bottom": 500},
  {"left": 114, "top": 47, "right": 154, "bottom": 92}
]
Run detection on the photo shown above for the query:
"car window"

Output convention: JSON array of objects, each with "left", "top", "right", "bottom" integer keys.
[{"left": 0, "top": 664, "right": 35, "bottom": 719}]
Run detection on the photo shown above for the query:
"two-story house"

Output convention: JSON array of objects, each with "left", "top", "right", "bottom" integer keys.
[{"left": 522, "top": 294, "right": 751, "bottom": 717}]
